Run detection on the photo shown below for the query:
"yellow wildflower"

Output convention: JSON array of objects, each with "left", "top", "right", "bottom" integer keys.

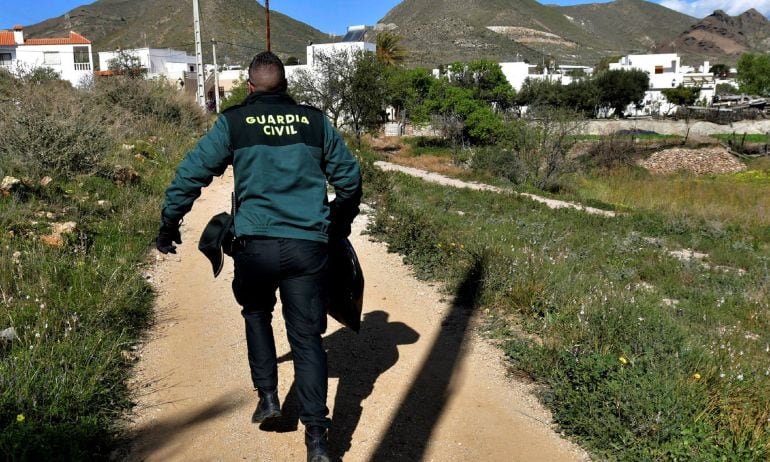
[
  {"left": 16, "top": 414, "right": 24, "bottom": 423},
  {"left": 618, "top": 356, "right": 628, "bottom": 365},
  {"left": 692, "top": 373, "right": 701, "bottom": 380}
]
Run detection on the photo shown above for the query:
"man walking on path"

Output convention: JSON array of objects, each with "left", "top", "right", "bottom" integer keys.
[{"left": 155, "top": 51, "right": 362, "bottom": 462}]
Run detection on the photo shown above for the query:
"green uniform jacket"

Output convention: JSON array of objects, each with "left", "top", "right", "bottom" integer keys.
[{"left": 162, "top": 91, "right": 362, "bottom": 243}]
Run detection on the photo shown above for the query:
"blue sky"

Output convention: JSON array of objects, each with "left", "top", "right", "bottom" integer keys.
[{"left": 1, "top": 0, "right": 767, "bottom": 34}]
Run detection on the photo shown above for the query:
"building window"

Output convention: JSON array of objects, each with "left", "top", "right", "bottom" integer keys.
[
  {"left": 654, "top": 65, "right": 664, "bottom": 74},
  {"left": 73, "top": 46, "right": 89, "bottom": 64},
  {"left": 43, "top": 52, "right": 61, "bottom": 65},
  {"left": 73, "top": 46, "right": 91, "bottom": 70},
  {"left": 0, "top": 53, "right": 11, "bottom": 66}
]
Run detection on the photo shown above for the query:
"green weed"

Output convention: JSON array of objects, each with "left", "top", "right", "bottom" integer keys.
[
  {"left": 364, "top": 159, "right": 770, "bottom": 460},
  {"left": 0, "top": 74, "right": 202, "bottom": 459}
]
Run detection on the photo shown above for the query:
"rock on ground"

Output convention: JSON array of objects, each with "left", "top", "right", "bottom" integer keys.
[{"left": 639, "top": 146, "right": 746, "bottom": 175}]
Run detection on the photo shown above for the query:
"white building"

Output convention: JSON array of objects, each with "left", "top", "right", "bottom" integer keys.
[
  {"left": 498, "top": 62, "right": 593, "bottom": 91},
  {"left": 97, "top": 47, "right": 196, "bottom": 81},
  {"left": 285, "top": 25, "right": 376, "bottom": 82},
  {"left": 609, "top": 53, "right": 716, "bottom": 116},
  {"left": 0, "top": 25, "right": 93, "bottom": 87}
]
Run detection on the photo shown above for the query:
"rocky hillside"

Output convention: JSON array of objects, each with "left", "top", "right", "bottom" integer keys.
[
  {"left": 379, "top": 0, "right": 599, "bottom": 66},
  {"left": 378, "top": 0, "right": 699, "bottom": 66},
  {"left": 657, "top": 9, "right": 770, "bottom": 64},
  {"left": 24, "top": 0, "right": 330, "bottom": 66},
  {"left": 557, "top": 0, "right": 697, "bottom": 55}
]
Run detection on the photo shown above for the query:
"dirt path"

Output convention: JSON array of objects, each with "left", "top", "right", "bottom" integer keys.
[
  {"left": 127, "top": 168, "right": 589, "bottom": 461},
  {"left": 374, "top": 161, "right": 617, "bottom": 217}
]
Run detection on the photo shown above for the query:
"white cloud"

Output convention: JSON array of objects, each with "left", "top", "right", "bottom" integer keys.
[{"left": 657, "top": 0, "right": 770, "bottom": 18}]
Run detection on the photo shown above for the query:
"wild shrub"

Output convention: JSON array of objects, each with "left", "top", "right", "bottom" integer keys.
[
  {"left": 89, "top": 76, "right": 204, "bottom": 131},
  {"left": 469, "top": 145, "right": 525, "bottom": 184},
  {"left": 582, "top": 132, "right": 641, "bottom": 170},
  {"left": 470, "top": 108, "right": 584, "bottom": 191},
  {"left": 0, "top": 70, "right": 202, "bottom": 459},
  {"left": 0, "top": 83, "right": 112, "bottom": 180}
]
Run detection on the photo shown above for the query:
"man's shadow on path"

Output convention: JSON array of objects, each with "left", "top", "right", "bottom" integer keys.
[{"left": 265, "top": 310, "right": 419, "bottom": 461}]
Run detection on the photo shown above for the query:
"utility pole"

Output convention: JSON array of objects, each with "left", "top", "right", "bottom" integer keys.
[
  {"left": 193, "top": 0, "right": 205, "bottom": 108},
  {"left": 265, "top": 0, "right": 271, "bottom": 52},
  {"left": 212, "top": 39, "right": 220, "bottom": 113}
]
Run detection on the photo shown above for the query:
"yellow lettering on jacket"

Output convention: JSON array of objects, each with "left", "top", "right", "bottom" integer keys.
[
  {"left": 263, "top": 125, "right": 298, "bottom": 136},
  {"left": 248, "top": 113, "right": 310, "bottom": 136}
]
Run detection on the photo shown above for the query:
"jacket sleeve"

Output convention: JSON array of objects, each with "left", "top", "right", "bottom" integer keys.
[
  {"left": 161, "top": 116, "right": 232, "bottom": 225},
  {"left": 322, "top": 118, "right": 362, "bottom": 226}
]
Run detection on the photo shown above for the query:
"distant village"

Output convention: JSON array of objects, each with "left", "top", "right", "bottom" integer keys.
[{"left": 0, "top": 23, "right": 764, "bottom": 120}]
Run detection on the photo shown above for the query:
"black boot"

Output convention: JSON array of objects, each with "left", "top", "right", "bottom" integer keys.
[
  {"left": 251, "top": 388, "right": 281, "bottom": 423},
  {"left": 305, "top": 426, "right": 330, "bottom": 462}
]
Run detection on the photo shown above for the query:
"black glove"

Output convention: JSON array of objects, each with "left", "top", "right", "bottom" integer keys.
[
  {"left": 328, "top": 200, "right": 358, "bottom": 240},
  {"left": 156, "top": 221, "right": 182, "bottom": 254},
  {"left": 328, "top": 219, "right": 351, "bottom": 240}
]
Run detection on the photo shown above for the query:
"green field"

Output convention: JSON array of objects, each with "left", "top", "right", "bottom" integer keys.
[
  {"left": 710, "top": 133, "right": 770, "bottom": 144},
  {"left": 363, "top": 146, "right": 770, "bottom": 459}
]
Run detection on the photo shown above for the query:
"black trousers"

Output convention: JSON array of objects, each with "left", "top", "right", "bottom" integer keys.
[{"left": 232, "top": 237, "right": 330, "bottom": 428}]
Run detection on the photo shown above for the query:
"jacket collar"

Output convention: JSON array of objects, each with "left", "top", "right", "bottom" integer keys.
[{"left": 244, "top": 91, "right": 296, "bottom": 106}]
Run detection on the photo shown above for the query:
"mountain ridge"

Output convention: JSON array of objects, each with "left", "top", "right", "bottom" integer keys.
[
  {"left": 18, "top": 0, "right": 770, "bottom": 69},
  {"left": 377, "top": 0, "right": 704, "bottom": 66},
  {"left": 22, "top": 0, "right": 330, "bottom": 66},
  {"left": 656, "top": 8, "right": 770, "bottom": 64}
]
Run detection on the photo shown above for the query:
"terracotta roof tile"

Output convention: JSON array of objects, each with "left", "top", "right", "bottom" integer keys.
[
  {"left": 24, "top": 31, "right": 91, "bottom": 46},
  {"left": 0, "top": 31, "right": 15, "bottom": 46}
]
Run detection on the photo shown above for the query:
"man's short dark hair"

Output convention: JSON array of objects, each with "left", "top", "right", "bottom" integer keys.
[{"left": 248, "top": 51, "right": 286, "bottom": 92}]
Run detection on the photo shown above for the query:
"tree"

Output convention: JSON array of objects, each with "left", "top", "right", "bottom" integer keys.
[
  {"left": 594, "top": 69, "right": 649, "bottom": 117},
  {"left": 289, "top": 49, "right": 388, "bottom": 147},
  {"left": 501, "top": 108, "right": 584, "bottom": 191},
  {"left": 345, "top": 51, "right": 388, "bottom": 148},
  {"left": 715, "top": 82, "right": 738, "bottom": 96},
  {"left": 220, "top": 78, "right": 248, "bottom": 111},
  {"left": 710, "top": 63, "right": 730, "bottom": 78},
  {"left": 289, "top": 50, "right": 352, "bottom": 127},
  {"left": 661, "top": 85, "right": 700, "bottom": 107},
  {"left": 107, "top": 50, "right": 145, "bottom": 78},
  {"left": 736, "top": 52, "right": 770, "bottom": 96},
  {"left": 385, "top": 67, "right": 434, "bottom": 122},
  {"left": 424, "top": 78, "right": 503, "bottom": 145},
  {"left": 560, "top": 79, "right": 600, "bottom": 116},
  {"left": 447, "top": 60, "right": 516, "bottom": 109},
  {"left": 515, "top": 78, "right": 563, "bottom": 108},
  {"left": 376, "top": 32, "right": 408, "bottom": 67},
  {"left": 593, "top": 55, "right": 622, "bottom": 73}
]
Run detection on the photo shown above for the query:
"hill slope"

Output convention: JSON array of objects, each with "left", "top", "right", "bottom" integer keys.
[
  {"left": 557, "top": 0, "right": 697, "bottom": 55},
  {"left": 657, "top": 9, "right": 770, "bottom": 64},
  {"left": 378, "top": 0, "right": 605, "bottom": 66},
  {"left": 24, "top": 0, "right": 330, "bottom": 66}
]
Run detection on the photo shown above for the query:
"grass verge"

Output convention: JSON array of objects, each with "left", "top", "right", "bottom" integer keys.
[
  {"left": 362, "top": 155, "right": 770, "bottom": 460},
  {"left": 0, "top": 74, "right": 203, "bottom": 460}
]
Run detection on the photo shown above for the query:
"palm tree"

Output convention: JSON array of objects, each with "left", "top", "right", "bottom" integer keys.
[{"left": 376, "top": 32, "right": 408, "bottom": 67}]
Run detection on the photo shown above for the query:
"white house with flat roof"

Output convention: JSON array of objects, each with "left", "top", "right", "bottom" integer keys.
[
  {"left": 497, "top": 62, "right": 593, "bottom": 91},
  {"left": 285, "top": 25, "right": 376, "bottom": 82},
  {"left": 609, "top": 53, "right": 716, "bottom": 115},
  {"left": 97, "top": 48, "right": 196, "bottom": 80},
  {"left": 0, "top": 25, "right": 93, "bottom": 86}
]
